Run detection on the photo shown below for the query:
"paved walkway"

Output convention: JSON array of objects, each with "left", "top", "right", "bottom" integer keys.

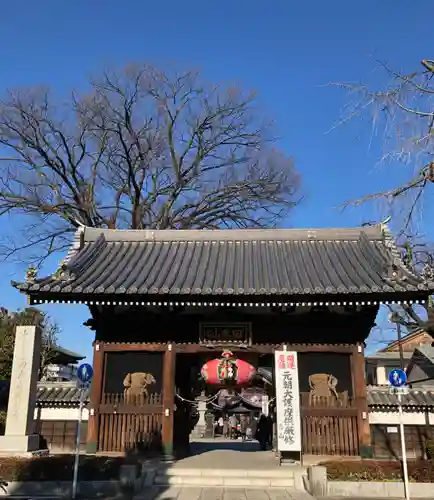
[
  {"left": 173, "top": 439, "right": 280, "bottom": 470},
  {"left": 134, "top": 487, "right": 314, "bottom": 500}
]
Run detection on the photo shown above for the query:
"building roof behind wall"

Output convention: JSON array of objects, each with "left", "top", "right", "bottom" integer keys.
[
  {"left": 51, "top": 346, "right": 85, "bottom": 365},
  {"left": 379, "top": 328, "right": 434, "bottom": 353},
  {"left": 367, "top": 385, "right": 434, "bottom": 410},
  {"left": 12, "top": 225, "right": 434, "bottom": 304},
  {"left": 36, "top": 381, "right": 90, "bottom": 407},
  {"left": 414, "top": 343, "right": 434, "bottom": 364},
  {"left": 365, "top": 351, "right": 413, "bottom": 362}
]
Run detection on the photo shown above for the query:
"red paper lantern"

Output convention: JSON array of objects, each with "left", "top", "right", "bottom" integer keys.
[{"left": 201, "top": 351, "right": 256, "bottom": 386}]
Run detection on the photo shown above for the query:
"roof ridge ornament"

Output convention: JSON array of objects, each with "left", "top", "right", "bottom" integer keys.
[
  {"left": 52, "top": 260, "right": 75, "bottom": 282},
  {"left": 422, "top": 264, "right": 434, "bottom": 282},
  {"left": 25, "top": 266, "right": 37, "bottom": 283},
  {"left": 380, "top": 223, "right": 428, "bottom": 285}
]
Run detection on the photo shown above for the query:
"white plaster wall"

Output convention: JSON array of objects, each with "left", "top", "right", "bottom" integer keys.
[
  {"left": 33, "top": 407, "right": 89, "bottom": 421},
  {"left": 370, "top": 410, "right": 434, "bottom": 425}
]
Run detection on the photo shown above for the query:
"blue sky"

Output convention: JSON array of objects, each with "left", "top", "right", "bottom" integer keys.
[{"left": 0, "top": 0, "right": 431, "bottom": 362}]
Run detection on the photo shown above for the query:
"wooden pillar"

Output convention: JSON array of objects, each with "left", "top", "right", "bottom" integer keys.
[
  {"left": 352, "top": 343, "right": 371, "bottom": 457},
  {"left": 161, "top": 343, "right": 176, "bottom": 458},
  {"left": 86, "top": 341, "right": 105, "bottom": 454}
]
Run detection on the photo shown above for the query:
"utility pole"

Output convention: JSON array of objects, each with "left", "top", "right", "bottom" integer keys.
[
  {"left": 397, "top": 322, "right": 405, "bottom": 370},
  {"left": 388, "top": 314, "right": 410, "bottom": 500}
]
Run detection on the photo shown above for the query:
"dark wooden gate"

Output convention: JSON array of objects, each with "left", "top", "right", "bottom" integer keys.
[
  {"left": 301, "top": 393, "right": 359, "bottom": 456},
  {"left": 98, "top": 392, "right": 163, "bottom": 453}
]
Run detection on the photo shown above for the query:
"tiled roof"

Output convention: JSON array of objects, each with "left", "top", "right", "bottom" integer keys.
[
  {"left": 36, "top": 382, "right": 90, "bottom": 407},
  {"left": 379, "top": 328, "right": 433, "bottom": 353},
  {"left": 365, "top": 351, "right": 413, "bottom": 361},
  {"left": 52, "top": 346, "right": 85, "bottom": 362},
  {"left": 367, "top": 386, "right": 434, "bottom": 409},
  {"left": 415, "top": 344, "right": 434, "bottom": 364},
  {"left": 12, "top": 225, "right": 434, "bottom": 298}
]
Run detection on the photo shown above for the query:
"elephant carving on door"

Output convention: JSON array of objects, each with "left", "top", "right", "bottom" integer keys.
[
  {"left": 308, "top": 373, "right": 339, "bottom": 406},
  {"left": 123, "top": 372, "right": 156, "bottom": 403}
]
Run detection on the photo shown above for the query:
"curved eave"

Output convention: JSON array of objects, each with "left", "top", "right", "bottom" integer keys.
[{"left": 22, "top": 291, "right": 430, "bottom": 309}]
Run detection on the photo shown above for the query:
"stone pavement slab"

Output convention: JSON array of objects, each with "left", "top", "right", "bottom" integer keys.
[{"left": 133, "top": 487, "right": 314, "bottom": 500}]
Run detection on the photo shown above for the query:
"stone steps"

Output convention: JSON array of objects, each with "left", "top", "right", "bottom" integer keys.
[{"left": 150, "top": 467, "right": 307, "bottom": 489}]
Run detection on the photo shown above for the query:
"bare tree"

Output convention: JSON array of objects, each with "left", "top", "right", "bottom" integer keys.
[
  {"left": 0, "top": 64, "right": 300, "bottom": 265},
  {"left": 330, "top": 58, "right": 434, "bottom": 232},
  {"left": 331, "top": 59, "right": 434, "bottom": 335}
]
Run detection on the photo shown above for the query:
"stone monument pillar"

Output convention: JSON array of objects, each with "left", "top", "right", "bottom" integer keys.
[{"left": 0, "top": 325, "right": 42, "bottom": 455}]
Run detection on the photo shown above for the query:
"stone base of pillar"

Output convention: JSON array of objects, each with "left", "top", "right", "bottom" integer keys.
[
  {"left": 190, "top": 424, "right": 207, "bottom": 438},
  {"left": 0, "top": 434, "right": 41, "bottom": 456}
]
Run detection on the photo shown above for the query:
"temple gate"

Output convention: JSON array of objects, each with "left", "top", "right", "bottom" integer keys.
[{"left": 13, "top": 225, "right": 433, "bottom": 458}]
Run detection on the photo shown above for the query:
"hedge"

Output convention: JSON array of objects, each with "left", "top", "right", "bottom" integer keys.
[
  {"left": 320, "top": 459, "right": 434, "bottom": 483},
  {"left": 0, "top": 411, "right": 6, "bottom": 435},
  {"left": 0, "top": 455, "right": 139, "bottom": 482}
]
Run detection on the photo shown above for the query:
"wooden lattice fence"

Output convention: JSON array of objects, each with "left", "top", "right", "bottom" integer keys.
[
  {"left": 98, "top": 392, "right": 163, "bottom": 453},
  {"left": 300, "top": 392, "right": 359, "bottom": 456}
]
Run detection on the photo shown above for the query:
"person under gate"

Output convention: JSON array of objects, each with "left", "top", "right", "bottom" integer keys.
[{"left": 255, "top": 413, "right": 269, "bottom": 450}]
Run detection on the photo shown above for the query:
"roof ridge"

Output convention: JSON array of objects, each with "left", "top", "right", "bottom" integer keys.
[
  {"left": 368, "top": 384, "right": 422, "bottom": 391},
  {"left": 368, "top": 384, "right": 434, "bottom": 393},
  {"left": 37, "top": 380, "right": 78, "bottom": 388},
  {"left": 81, "top": 225, "right": 386, "bottom": 243}
]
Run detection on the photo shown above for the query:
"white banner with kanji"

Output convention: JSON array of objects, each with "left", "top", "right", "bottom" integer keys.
[{"left": 274, "top": 350, "right": 301, "bottom": 452}]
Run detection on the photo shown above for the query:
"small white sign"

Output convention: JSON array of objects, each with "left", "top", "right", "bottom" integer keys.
[
  {"left": 77, "top": 381, "right": 90, "bottom": 391},
  {"left": 389, "top": 386, "right": 409, "bottom": 395},
  {"left": 274, "top": 350, "right": 301, "bottom": 452},
  {"left": 387, "top": 426, "right": 398, "bottom": 434}
]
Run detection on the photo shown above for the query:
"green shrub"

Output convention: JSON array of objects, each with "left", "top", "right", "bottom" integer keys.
[
  {"left": 0, "top": 455, "right": 139, "bottom": 482},
  {"left": 0, "top": 411, "right": 6, "bottom": 435},
  {"left": 320, "top": 459, "right": 434, "bottom": 483},
  {"left": 426, "top": 440, "right": 434, "bottom": 460}
]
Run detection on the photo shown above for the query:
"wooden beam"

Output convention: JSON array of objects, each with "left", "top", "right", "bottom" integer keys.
[
  {"left": 86, "top": 341, "right": 105, "bottom": 454},
  {"left": 352, "top": 343, "right": 371, "bottom": 456},
  {"left": 103, "top": 343, "right": 167, "bottom": 352},
  {"left": 177, "top": 343, "right": 355, "bottom": 354},
  {"left": 99, "top": 404, "right": 163, "bottom": 414},
  {"left": 301, "top": 408, "right": 358, "bottom": 417},
  {"left": 161, "top": 344, "right": 176, "bottom": 459},
  {"left": 101, "top": 342, "right": 355, "bottom": 354}
]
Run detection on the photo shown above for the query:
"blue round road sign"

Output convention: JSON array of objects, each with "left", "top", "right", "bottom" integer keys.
[
  {"left": 77, "top": 363, "right": 93, "bottom": 384},
  {"left": 388, "top": 368, "right": 407, "bottom": 387}
]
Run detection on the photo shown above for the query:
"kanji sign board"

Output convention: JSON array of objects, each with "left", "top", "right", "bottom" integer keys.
[{"left": 274, "top": 350, "right": 301, "bottom": 452}]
